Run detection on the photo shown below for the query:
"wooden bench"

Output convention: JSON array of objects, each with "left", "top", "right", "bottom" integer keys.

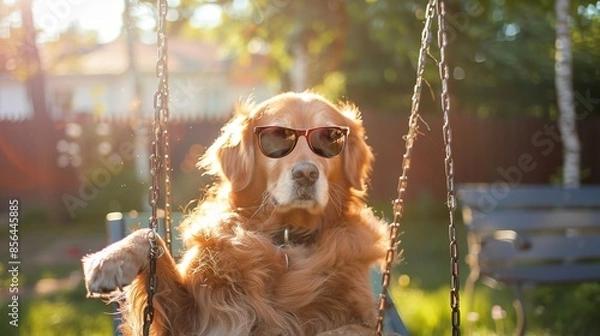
[
  {"left": 457, "top": 184, "right": 600, "bottom": 335},
  {"left": 105, "top": 210, "right": 409, "bottom": 335}
]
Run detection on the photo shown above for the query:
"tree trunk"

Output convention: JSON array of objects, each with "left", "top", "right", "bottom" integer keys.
[
  {"left": 290, "top": 42, "right": 308, "bottom": 92},
  {"left": 555, "top": 0, "right": 581, "bottom": 188},
  {"left": 20, "top": 0, "right": 48, "bottom": 122},
  {"left": 20, "top": 0, "right": 68, "bottom": 223}
]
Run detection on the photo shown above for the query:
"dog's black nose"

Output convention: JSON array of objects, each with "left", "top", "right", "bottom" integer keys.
[{"left": 292, "top": 162, "right": 319, "bottom": 186}]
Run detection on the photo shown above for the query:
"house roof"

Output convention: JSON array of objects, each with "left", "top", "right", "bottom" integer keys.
[{"left": 44, "top": 38, "right": 228, "bottom": 76}]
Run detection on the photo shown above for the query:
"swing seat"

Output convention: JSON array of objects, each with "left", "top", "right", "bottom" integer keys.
[{"left": 104, "top": 211, "right": 409, "bottom": 336}]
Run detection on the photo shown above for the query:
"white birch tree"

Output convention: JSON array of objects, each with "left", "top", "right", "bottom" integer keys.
[{"left": 555, "top": 0, "right": 581, "bottom": 188}]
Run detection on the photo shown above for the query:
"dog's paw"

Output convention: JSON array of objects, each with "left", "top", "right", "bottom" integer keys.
[{"left": 82, "top": 229, "right": 152, "bottom": 296}]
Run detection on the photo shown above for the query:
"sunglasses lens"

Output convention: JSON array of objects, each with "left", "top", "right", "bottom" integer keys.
[
  {"left": 309, "top": 128, "right": 347, "bottom": 158},
  {"left": 258, "top": 127, "right": 296, "bottom": 158}
]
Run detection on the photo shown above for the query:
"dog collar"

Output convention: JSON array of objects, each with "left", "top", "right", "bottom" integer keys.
[
  {"left": 273, "top": 227, "right": 318, "bottom": 271},
  {"left": 272, "top": 227, "right": 318, "bottom": 246}
]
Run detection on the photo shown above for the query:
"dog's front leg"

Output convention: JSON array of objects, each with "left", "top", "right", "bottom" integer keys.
[{"left": 82, "top": 228, "right": 159, "bottom": 295}]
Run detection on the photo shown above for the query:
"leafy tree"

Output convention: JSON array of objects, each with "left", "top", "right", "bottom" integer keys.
[
  {"left": 170, "top": 0, "right": 600, "bottom": 118},
  {"left": 5, "top": 0, "right": 600, "bottom": 120}
]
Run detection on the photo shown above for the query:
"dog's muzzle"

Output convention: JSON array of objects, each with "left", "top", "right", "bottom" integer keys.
[
  {"left": 292, "top": 162, "right": 319, "bottom": 186},
  {"left": 292, "top": 162, "right": 319, "bottom": 200}
]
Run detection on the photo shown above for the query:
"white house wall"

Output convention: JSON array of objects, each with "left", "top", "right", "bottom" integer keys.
[
  {"left": 0, "top": 80, "right": 33, "bottom": 121},
  {"left": 3, "top": 71, "right": 274, "bottom": 122}
]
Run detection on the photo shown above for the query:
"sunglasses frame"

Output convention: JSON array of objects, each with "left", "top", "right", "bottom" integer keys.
[{"left": 253, "top": 126, "right": 350, "bottom": 158}]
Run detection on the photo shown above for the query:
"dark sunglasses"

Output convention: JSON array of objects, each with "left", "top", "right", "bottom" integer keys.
[{"left": 254, "top": 126, "right": 350, "bottom": 159}]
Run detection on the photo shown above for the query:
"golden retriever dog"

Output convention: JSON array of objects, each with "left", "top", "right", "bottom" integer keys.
[{"left": 82, "top": 92, "right": 391, "bottom": 336}]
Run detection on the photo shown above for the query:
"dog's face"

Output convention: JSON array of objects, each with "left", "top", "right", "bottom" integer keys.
[
  {"left": 200, "top": 92, "right": 373, "bottom": 216},
  {"left": 254, "top": 95, "right": 350, "bottom": 215}
]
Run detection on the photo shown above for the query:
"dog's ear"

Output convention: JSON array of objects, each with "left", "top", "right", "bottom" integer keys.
[
  {"left": 198, "top": 100, "right": 255, "bottom": 192},
  {"left": 340, "top": 103, "right": 374, "bottom": 192}
]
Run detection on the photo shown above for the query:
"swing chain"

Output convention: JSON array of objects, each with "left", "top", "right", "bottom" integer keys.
[
  {"left": 144, "top": 0, "right": 170, "bottom": 335},
  {"left": 436, "top": 0, "right": 461, "bottom": 334},
  {"left": 154, "top": 0, "right": 172, "bottom": 253},
  {"left": 375, "top": 1, "right": 436, "bottom": 335},
  {"left": 376, "top": 0, "right": 461, "bottom": 335},
  {"left": 158, "top": 0, "right": 173, "bottom": 257}
]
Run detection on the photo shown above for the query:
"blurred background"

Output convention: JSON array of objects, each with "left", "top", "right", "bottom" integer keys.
[{"left": 1, "top": 0, "right": 599, "bottom": 335}]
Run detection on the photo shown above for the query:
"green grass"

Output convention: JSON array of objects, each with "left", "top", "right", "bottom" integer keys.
[
  {"left": 0, "top": 285, "right": 115, "bottom": 336},
  {"left": 0, "top": 212, "right": 114, "bottom": 336}
]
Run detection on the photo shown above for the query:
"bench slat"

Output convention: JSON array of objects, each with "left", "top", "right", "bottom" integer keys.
[
  {"left": 481, "top": 264, "right": 600, "bottom": 284},
  {"left": 458, "top": 185, "right": 600, "bottom": 209},
  {"left": 465, "top": 209, "right": 600, "bottom": 234},
  {"left": 476, "top": 235, "right": 600, "bottom": 263}
]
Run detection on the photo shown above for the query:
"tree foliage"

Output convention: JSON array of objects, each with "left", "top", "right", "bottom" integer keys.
[
  {"left": 173, "top": 0, "right": 600, "bottom": 117},
  {"left": 3, "top": 0, "right": 600, "bottom": 117}
]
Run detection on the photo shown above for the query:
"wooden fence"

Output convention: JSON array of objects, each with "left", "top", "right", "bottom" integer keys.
[{"left": 1, "top": 114, "right": 599, "bottom": 222}]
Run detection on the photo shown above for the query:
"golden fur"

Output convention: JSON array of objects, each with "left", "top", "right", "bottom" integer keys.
[{"left": 82, "top": 92, "right": 390, "bottom": 335}]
